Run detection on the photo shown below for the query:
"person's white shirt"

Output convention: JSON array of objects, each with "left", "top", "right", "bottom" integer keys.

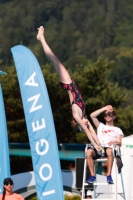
[{"left": 97, "top": 122, "right": 124, "bottom": 148}]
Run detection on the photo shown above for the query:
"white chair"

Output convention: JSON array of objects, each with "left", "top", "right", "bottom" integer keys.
[{"left": 81, "top": 145, "right": 126, "bottom": 200}]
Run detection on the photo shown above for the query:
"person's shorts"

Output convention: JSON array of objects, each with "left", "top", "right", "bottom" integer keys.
[{"left": 86, "top": 144, "right": 107, "bottom": 160}]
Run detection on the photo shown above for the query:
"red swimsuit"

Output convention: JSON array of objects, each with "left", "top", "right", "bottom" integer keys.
[{"left": 60, "top": 79, "right": 86, "bottom": 116}]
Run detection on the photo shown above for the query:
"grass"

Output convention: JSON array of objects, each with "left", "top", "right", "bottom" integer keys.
[{"left": 30, "top": 194, "right": 81, "bottom": 200}]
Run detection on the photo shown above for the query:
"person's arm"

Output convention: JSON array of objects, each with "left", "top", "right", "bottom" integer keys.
[
  {"left": 108, "top": 134, "right": 122, "bottom": 147},
  {"left": 87, "top": 121, "right": 101, "bottom": 146},
  {"left": 90, "top": 105, "right": 113, "bottom": 128},
  {"left": 73, "top": 113, "right": 102, "bottom": 152}
]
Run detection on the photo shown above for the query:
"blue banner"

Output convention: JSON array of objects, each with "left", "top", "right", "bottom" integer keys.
[
  {"left": 0, "top": 84, "right": 11, "bottom": 194},
  {"left": 11, "top": 45, "right": 64, "bottom": 200}
]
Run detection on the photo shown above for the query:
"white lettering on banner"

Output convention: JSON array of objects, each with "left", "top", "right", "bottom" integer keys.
[
  {"left": 36, "top": 139, "right": 49, "bottom": 156},
  {"left": 25, "top": 72, "right": 56, "bottom": 198},
  {"left": 42, "top": 190, "right": 55, "bottom": 196},
  {"left": 28, "top": 94, "right": 42, "bottom": 113},
  {"left": 32, "top": 118, "right": 46, "bottom": 132},
  {"left": 39, "top": 164, "right": 52, "bottom": 181},
  {"left": 25, "top": 72, "right": 38, "bottom": 86}
]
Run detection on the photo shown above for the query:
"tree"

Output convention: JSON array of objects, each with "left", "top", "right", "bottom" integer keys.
[
  {"left": 105, "top": 47, "right": 133, "bottom": 89},
  {"left": 1, "top": 66, "right": 28, "bottom": 142},
  {"left": 0, "top": 56, "right": 132, "bottom": 144},
  {"left": 41, "top": 57, "right": 128, "bottom": 143}
]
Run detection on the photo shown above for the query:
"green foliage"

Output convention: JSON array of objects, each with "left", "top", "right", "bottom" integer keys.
[
  {"left": 0, "top": 55, "right": 131, "bottom": 144},
  {"left": 41, "top": 57, "right": 131, "bottom": 140},
  {"left": 64, "top": 194, "right": 81, "bottom": 200},
  {"left": 105, "top": 47, "right": 133, "bottom": 89},
  {"left": 72, "top": 57, "right": 127, "bottom": 117},
  {"left": 29, "top": 194, "right": 81, "bottom": 200},
  {"left": 0, "top": 66, "right": 28, "bottom": 142},
  {"left": 0, "top": 0, "right": 133, "bottom": 144},
  {"left": 30, "top": 197, "right": 37, "bottom": 200},
  {"left": 0, "top": 0, "right": 133, "bottom": 90},
  {"left": 114, "top": 106, "right": 133, "bottom": 136}
]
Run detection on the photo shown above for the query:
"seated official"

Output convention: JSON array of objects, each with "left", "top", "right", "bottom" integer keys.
[{"left": 86, "top": 105, "right": 124, "bottom": 184}]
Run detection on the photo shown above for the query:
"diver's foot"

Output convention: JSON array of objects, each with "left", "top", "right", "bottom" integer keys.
[{"left": 37, "top": 26, "right": 44, "bottom": 41}]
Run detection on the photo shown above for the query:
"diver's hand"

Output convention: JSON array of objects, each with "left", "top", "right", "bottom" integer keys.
[{"left": 95, "top": 145, "right": 102, "bottom": 154}]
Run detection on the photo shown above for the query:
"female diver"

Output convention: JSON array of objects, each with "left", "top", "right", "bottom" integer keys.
[{"left": 36, "top": 26, "right": 101, "bottom": 152}]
